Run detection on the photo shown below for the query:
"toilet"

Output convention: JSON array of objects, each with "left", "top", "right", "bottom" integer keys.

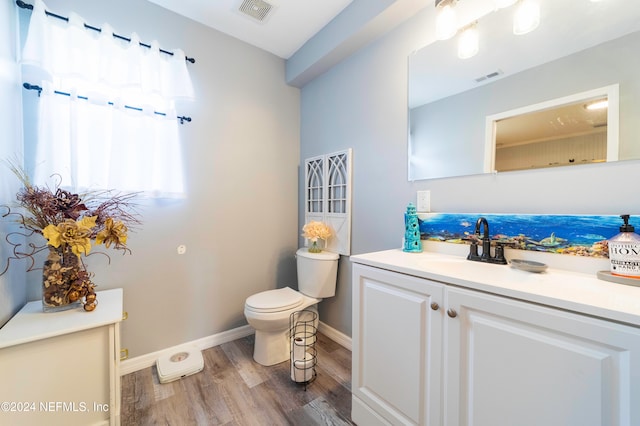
[{"left": 244, "top": 248, "right": 339, "bottom": 366}]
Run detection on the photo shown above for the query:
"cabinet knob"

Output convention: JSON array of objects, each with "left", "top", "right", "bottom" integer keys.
[
  {"left": 430, "top": 302, "right": 440, "bottom": 311},
  {"left": 447, "top": 308, "right": 458, "bottom": 318}
]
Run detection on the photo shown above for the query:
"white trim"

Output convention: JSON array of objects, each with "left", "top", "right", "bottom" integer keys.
[
  {"left": 484, "top": 84, "right": 620, "bottom": 173},
  {"left": 120, "top": 325, "right": 254, "bottom": 375},
  {"left": 318, "top": 321, "right": 352, "bottom": 351},
  {"left": 120, "top": 322, "right": 352, "bottom": 376}
]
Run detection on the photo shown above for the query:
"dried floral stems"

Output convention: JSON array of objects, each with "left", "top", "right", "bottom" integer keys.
[{"left": 1, "top": 161, "right": 141, "bottom": 311}]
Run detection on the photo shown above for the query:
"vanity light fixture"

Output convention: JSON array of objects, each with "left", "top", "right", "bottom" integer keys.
[
  {"left": 435, "top": 0, "right": 458, "bottom": 40},
  {"left": 435, "top": 0, "right": 541, "bottom": 61},
  {"left": 458, "top": 23, "right": 479, "bottom": 59},
  {"left": 513, "top": 0, "right": 541, "bottom": 35}
]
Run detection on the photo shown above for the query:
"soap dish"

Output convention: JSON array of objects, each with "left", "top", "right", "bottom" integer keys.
[
  {"left": 510, "top": 259, "right": 548, "bottom": 273},
  {"left": 596, "top": 271, "right": 640, "bottom": 287}
]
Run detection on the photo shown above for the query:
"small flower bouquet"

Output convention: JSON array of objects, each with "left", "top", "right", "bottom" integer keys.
[
  {"left": 1, "top": 163, "right": 141, "bottom": 312},
  {"left": 302, "top": 221, "right": 332, "bottom": 253}
]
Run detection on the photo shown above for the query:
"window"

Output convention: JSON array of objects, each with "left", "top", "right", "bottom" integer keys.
[
  {"left": 20, "top": 0, "right": 194, "bottom": 197},
  {"left": 304, "top": 149, "right": 352, "bottom": 255}
]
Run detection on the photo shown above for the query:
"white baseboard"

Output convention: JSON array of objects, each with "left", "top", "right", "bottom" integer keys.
[
  {"left": 120, "top": 325, "right": 254, "bottom": 376},
  {"left": 120, "top": 322, "right": 352, "bottom": 376},
  {"left": 318, "top": 321, "right": 352, "bottom": 351}
]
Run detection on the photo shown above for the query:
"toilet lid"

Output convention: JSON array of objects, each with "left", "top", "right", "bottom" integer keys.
[{"left": 245, "top": 287, "right": 303, "bottom": 313}]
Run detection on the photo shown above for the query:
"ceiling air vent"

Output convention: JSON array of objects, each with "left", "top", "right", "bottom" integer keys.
[
  {"left": 475, "top": 69, "right": 504, "bottom": 83},
  {"left": 238, "top": 0, "right": 274, "bottom": 23}
]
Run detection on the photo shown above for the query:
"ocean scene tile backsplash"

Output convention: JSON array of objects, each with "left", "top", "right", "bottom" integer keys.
[{"left": 418, "top": 213, "right": 640, "bottom": 258}]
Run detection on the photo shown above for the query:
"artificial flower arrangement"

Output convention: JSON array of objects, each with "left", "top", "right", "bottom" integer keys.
[
  {"left": 0, "top": 163, "right": 140, "bottom": 312},
  {"left": 302, "top": 221, "right": 332, "bottom": 253}
]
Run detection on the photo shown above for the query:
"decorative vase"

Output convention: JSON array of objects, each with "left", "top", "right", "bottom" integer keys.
[
  {"left": 403, "top": 202, "right": 422, "bottom": 253},
  {"left": 308, "top": 241, "right": 322, "bottom": 253},
  {"left": 42, "top": 246, "right": 84, "bottom": 312}
]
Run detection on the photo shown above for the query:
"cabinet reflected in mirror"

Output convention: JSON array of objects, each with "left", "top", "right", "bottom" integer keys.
[{"left": 408, "top": 0, "right": 640, "bottom": 181}]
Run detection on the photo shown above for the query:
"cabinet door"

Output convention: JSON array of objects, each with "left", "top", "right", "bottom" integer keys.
[
  {"left": 352, "top": 264, "right": 444, "bottom": 426},
  {"left": 446, "top": 286, "right": 640, "bottom": 426},
  {"left": 0, "top": 325, "right": 113, "bottom": 426}
]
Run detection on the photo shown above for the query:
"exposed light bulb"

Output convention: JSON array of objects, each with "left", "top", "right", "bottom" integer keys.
[
  {"left": 494, "top": 0, "right": 517, "bottom": 9},
  {"left": 436, "top": 4, "right": 458, "bottom": 40},
  {"left": 513, "top": 0, "right": 540, "bottom": 35},
  {"left": 458, "top": 25, "right": 479, "bottom": 59}
]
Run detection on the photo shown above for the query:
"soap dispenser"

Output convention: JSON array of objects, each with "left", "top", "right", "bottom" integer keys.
[{"left": 608, "top": 214, "right": 640, "bottom": 279}]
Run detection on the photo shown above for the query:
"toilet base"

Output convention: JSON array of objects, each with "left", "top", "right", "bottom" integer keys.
[
  {"left": 250, "top": 305, "right": 319, "bottom": 366},
  {"left": 253, "top": 329, "right": 290, "bottom": 366}
]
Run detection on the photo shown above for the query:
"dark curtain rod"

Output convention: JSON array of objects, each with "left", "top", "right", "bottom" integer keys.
[
  {"left": 23, "top": 82, "right": 192, "bottom": 124},
  {"left": 16, "top": 0, "right": 196, "bottom": 64}
]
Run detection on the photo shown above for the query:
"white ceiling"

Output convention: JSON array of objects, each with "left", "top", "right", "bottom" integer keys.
[{"left": 146, "top": 0, "right": 354, "bottom": 59}]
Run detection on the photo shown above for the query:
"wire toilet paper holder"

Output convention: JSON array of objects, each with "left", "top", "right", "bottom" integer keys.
[{"left": 289, "top": 309, "right": 318, "bottom": 389}]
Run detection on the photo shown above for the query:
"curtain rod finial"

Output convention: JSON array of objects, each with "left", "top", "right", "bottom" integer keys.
[
  {"left": 23, "top": 82, "right": 43, "bottom": 97},
  {"left": 16, "top": 1, "right": 34, "bottom": 11}
]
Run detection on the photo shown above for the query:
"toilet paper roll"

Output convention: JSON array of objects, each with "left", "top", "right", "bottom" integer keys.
[
  {"left": 292, "top": 336, "right": 306, "bottom": 363},
  {"left": 291, "top": 353, "right": 315, "bottom": 382}
]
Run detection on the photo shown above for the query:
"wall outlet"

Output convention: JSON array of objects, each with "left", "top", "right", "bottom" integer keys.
[
  {"left": 177, "top": 245, "right": 187, "bottom": 255},
  {"left": 417, "top": 190, "right": 431, "bottom": 212}
]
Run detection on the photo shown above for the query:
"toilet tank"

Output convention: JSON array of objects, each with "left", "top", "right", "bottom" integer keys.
[{"left": 296, "top": 248, "right": 339, "bottom": 298}]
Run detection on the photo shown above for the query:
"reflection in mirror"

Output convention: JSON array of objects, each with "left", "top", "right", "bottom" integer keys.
[
  {"left": 487, "top": 85, "right": 618, "bottom": 173},
  {"left": 408, "top": 0, "right": 640, "bottom": 181}
]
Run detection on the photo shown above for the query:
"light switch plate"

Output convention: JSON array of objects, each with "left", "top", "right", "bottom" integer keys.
[{"left": 417, "top": 190, "right": 431, "bottom": 212}]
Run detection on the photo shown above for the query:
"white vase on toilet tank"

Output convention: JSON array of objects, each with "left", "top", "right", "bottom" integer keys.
[{"left": 244, "top": 248, "right": 339, "bottom": 366}]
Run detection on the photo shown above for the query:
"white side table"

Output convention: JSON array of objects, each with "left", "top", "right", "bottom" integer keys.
[{"left": 0, "top": 288, "right": 123, "bottom": 426}]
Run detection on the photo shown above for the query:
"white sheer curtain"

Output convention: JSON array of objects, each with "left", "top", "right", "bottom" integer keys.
[{"left": 22, "top": 0, "right": 194, "bottom": 197}]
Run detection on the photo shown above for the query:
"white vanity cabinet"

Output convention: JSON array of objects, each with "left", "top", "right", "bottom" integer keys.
[
  {"left": 0, "top": 288, "right": 124, "bottom": 426},
  {"left": 351, "top": 252, "right": 640, "bottom": 426},
  {"left": 446, "top": 286, "right": 640, "bottom": 426},
  {"left": 352, "top": 264, "right": 444, "bottom": 426}
]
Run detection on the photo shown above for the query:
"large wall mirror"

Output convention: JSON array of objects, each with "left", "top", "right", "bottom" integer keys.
[{"left": 408, "top": 0, "right": 640, "bottom": 181}]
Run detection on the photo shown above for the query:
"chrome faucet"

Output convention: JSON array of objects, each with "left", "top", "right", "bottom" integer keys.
[{"left": 467, "top": 217, "right": 507, "bottom": 264}]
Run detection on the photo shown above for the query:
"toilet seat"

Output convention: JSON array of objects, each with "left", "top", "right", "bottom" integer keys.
[{"left": 245, "top": 287, "right": 303, "bottom": 313}]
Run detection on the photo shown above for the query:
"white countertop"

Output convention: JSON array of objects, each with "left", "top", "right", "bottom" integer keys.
[
  {"left": 0, "top": 288, "right": 123, "bottom": 349},
  {"left": 351, "top": 249, "right": 640, "bottom": 327}
]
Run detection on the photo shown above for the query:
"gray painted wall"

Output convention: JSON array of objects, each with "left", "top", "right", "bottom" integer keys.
[
  {"left": 302, "top": 5, "right": 640, "bottom": 337},
  {"left": 0, "top": 0, "right": 26, "bottom": 327},
  {"left": 4, "top": 0, "right": 300, "bottom": 358}
]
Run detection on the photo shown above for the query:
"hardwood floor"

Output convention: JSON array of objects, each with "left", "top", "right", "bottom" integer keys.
[{"left": 121, "top": 332, "right": 354, "bottom": 425}]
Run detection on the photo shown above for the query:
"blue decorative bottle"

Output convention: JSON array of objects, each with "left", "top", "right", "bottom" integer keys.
[{"left": 403, "top": 202, "right": 422, "bottom": 253}]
